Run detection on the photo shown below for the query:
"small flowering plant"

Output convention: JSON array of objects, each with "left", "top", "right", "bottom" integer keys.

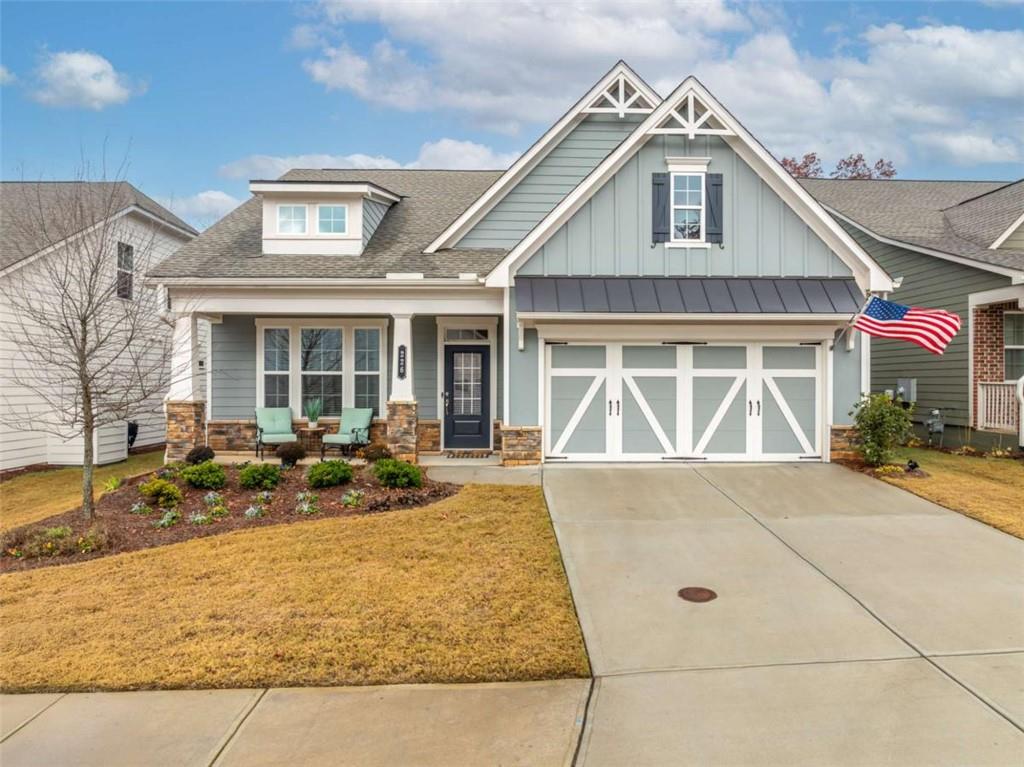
[
  {"left": 129, "top": 501, "right": 153, "bottom": 515},
  {"left": 341, "top": 489, "right": 365, "bottom": 508},
  {"left": 154, "top": 509, "right": 180, "bottom": 529},
  {"left": 203, "top": 491, "right": 223, "bottom": 506},
  {"left": 295, "top": 491, "right": 320, "bottom": 515},
  {"left": 243, "top": 505, "right": 264, "bottom": 520},
  {"left": 188, "top": 511, "right": 212, "bottom": 526}
]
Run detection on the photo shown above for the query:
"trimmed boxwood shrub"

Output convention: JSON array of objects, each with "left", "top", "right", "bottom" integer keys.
[
  {"left": 179, "top": 460, "right": 227, "bottom": 489},
  {"left": 239, "top": 462, "right": 282, "bottom": 490},
  {"left": 275, "top": 442, "right": 306, "bottom": 467},
  {"left": 373, "top": 458, "right": 422, "bottom": 489},
  {"left": 139, "top": 477, "right": 183, "bottom": 508},
  {"left": 185, "top": 445, "right": 216, "bottom": 465},
  {"left": 307, "top": 460, "right": 354, "bottom": 488}
]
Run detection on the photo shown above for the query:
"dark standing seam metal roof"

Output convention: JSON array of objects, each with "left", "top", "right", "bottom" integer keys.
[{"left": 515, "top": 277, "right": 864, "bottom": 314}]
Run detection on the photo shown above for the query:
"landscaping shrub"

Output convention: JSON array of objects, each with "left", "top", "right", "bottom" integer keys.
[
  {"left": 358, "top": 443, "right": 392, "bottom": 462},
  {"left": 154, "top": 509, "right": 180, "bottom": 528},
  {"left": 185, "top": 445, "right": 216, "bottom": 465},
  {"left": 156, "top": 462, "right": 185, "bottom": 480},
  {"left": 850, "top": 394, "right": 913, "bottom": 467},
  {"left": 295, "top": 491, "right": 320, "bottom": 515},
  {"left": 239, "top": 463, "right": 282, "bottom": 490},
  {"left": 373, "top": 458, "right": 422, "bottom": 489},
  {"left": 341, "top": 489, "right": 365, "bottom": 508},
  {"left": 102, "top": 476, "right": 123, "bottom": 492},
  {"left": 873, "top": 464, "right": 906, "bottom": 477},
  {"left": 275, "top": 442, "right": 306, "bottom": 467},
  {"left": 307, "top": 460, "right": 354, "bottom": 488},
  {"left": 139, "top": 478, "right": 183, "bottom": 508},
  {"left": 180, "top": 460, "right": 227, "bottom": 490},
  {"left": 188, "top": 511, "right": 212, "bottom": 526},
  {"left": 129, "top": 501, "right": 153, "bottom": 515}
]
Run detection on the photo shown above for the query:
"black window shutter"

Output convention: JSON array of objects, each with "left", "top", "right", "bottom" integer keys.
[
  {"left": 652, "top": 172, "right": 669, "bottom": 243},
  {"left": 706, "top": 173, "right": 724, "bottom": 244}
]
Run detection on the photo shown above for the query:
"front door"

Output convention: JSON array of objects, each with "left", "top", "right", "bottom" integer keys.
[{"left": 443, "top": 345, "right": 490, "bottom": 450}]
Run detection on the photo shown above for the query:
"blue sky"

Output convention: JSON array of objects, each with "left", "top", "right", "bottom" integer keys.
[{"left": 2, "top": 1, "right": 1022, "bottom": 227}]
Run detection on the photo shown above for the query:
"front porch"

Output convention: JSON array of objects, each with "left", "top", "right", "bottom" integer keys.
[{"left": 971, "top": 290, "right": 1024, "bottom": 446}]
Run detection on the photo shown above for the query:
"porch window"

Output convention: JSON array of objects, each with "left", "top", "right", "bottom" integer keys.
[
  {"left": 278, "top": 205, "right": 307, "bottom": 235},
  {"left": 354, "top": 328, "right": 381, "bottom": 417},
  {"left": 671, "top": 173, "right": 703, "bottom": 242},
  {"left": 263, "top": 328, "right": 290, "bottom": 407},
  {"left": 1006, "top": 312, "right": 1024, "bottom": 381},
  {"left": 301, "top": 328, "right": 343, "bottom": 417}
]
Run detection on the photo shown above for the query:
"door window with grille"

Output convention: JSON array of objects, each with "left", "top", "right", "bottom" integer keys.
[{"left": 453, "top": 352, "right": 483, "bottom": 415}]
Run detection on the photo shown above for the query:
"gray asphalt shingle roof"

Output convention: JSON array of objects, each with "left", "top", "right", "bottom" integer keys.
[
  {"left": 149, "top": 169, "right": 506, "bottom": 279},
  {"left": 799, "top": 178, "right": 1024, "bottom": 273},
  {"left": 0, "top": 181, "right": 197, "bottom": 271}
]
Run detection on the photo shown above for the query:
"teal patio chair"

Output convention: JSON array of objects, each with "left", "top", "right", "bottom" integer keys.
[
  {"left": 321, "top": 408, "right": 374, "bottom": 460},
  {"left": 254, "top": 407, "right": 297, "bottom": 460}
]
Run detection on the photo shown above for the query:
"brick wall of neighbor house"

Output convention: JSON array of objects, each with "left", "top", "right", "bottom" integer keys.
[
  {"left": 501, "top": 426, "right": 542, "bottom": 465},
  {"left": 166, "top": 401, "right": 205, "bottom": 462},
  {"left": 972, "top": 302, "right": 1015, "bottom": 426}
]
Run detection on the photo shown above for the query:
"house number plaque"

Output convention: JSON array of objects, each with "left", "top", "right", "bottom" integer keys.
[{"left": 397, "top": 345, "right": 407, "bottom": 379}]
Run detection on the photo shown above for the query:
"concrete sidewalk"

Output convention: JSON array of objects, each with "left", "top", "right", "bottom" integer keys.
[{"left": 0, "top": 680, "right": 590, "bottom": 767}]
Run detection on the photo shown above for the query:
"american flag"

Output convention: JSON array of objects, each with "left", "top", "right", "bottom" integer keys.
[{"left": 853, "top": 296, "right": 961, "bottom": 355}]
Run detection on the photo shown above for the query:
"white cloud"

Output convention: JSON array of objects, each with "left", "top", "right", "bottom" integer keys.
[
  {"left": 31, "top": 51, "right": 141, "bottom": 110},
  {"left": 912, "top": 132, "right": 1021, "bottom": 165},
  {"left": 0, "top": 66, "right": 15, "bottom": 85},
  {"left": 158, "top": 190, "right": 241, "bottom": 228},
  {"left": 220, "top": 138, "right": 518, "bottom": 179}
]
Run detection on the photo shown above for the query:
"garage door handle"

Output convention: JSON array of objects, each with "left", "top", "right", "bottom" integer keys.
[
  {"left": 757, "top": 400, "right": 761, "bottom": 416},
  {"left": 749, "top": 399, "right": 752, "bottom": 415},
  {"left": 609, "top": 399, "right": 612, "bottom": 416},
  {"left": 616, "top": 399, "right": 620, "bottom": 416}
]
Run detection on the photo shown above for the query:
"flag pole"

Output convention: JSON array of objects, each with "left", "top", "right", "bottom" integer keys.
[{"left": 834, "top": 294, "right": 874, "bottom": 351}]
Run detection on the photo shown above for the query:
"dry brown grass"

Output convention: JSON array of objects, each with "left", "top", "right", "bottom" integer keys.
[
  {"left": 0, "top": 484, "right": 590, "bottom": 692},
  {"left": 0, "top": 451, "right": 165, "bottom": 533},
  {"left": 881, "top": 448, "right": 1024, "bottom": 538}
]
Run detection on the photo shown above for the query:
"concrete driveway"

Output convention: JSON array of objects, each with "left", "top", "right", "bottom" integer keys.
[{"left": 545, "top": 463, "right": 1024, "bottom": 766}]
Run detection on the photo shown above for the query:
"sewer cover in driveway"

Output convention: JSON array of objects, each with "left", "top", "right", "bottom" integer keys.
[{"left": 678, "top": 587, "right": 717, "bottom": 603}]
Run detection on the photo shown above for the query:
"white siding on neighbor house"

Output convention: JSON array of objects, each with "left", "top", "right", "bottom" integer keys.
[
  {"left": 46, "top": 422, "right": 128, "bottom": 466},
  {"left": 0, "top": 212, "right": 192, "bottom": 471}
]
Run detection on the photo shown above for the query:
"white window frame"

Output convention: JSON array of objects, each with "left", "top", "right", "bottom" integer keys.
[
  {"left": 299, "top": 326, "right": 345, "bottom": 418},
  {"left": 277, "top": 204, "right": 308, "bottom": 235},
  {"left": 669, "top": 171, "right": 705, "bottom": 245},
  {"left": 352, "top": 325, "right": 384, "bottom": 416},
  {"left": 436, "top": 316, "right": 499, "bottom": 451},
  {"left": 317, "top": 204, "right": 349, "bottom": 236},
  {"left": 259, "top": 326, "right": 292, "bottom": 410},
  {"left": 116, "top": 241, "right": 134, "bottom": 300},
  {"left": 256, "top": 318, "right": 388, "bottom": 421},
  {"left": 1004, "top": 310, "right": 1024, "bottom": 383}
]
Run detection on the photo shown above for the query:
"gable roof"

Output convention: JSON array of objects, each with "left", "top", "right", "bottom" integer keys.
[
  {"left": 800, "top": 178, "right": 1024, "bottom": 275},
  {"left": 424, "top": 61, "right": 659, "bottom": 253},
  {"left": 148, "top": 169, "right": 505, "bottom": 280},
  {"left": 484, "top": 76, "right": 893, "bottom": 292},
  {"left": 0, "top": 181, "right": 196, "bottom": 271}
]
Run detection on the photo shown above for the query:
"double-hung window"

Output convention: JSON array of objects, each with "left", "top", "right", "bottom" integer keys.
[
  {"left": 263, "top": 328, "right": 290, "bottom": 407},
  {"left": 278, "top": 205, "right": 307, "bottom": 234},
  {"left": 353, "top": 328, "right": 382, "bottom": 417},
  {"left": 301, "top": 328, "right": 343, "bottom": 417},
  {"left": 116, "top": 242, "right": 134, "bottom": 299},
  {"left": 1005, "top": 312, "right": 1024, "bottom": 381},
  {"left": 318, "top": 205, "right": 347, "bottom": 234},
  {"left": 671, "top": 173, "right": 704, "bottom": 242}
]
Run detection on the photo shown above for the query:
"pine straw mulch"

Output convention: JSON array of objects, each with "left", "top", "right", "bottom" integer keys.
[{"left": 1, "top": 463, "right": 456, "bottom": 572}]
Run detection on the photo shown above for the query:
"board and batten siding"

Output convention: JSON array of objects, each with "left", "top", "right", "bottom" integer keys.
[
  {"left": 518, "top": 135, "right": 851, "bottom": 279},
  {"left": 844, "top": 223, "right": 1011, "bottom": 426},
  {"left": 454, "top": 114, "right": 644, "bottom": 249},
  {"left": 362, "top": 199, "right": 391, "bottom": 248}
]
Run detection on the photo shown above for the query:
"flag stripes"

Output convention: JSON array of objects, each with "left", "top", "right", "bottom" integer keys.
[{"left": 853, "top": 297, "right": 960, "bottom": 355}]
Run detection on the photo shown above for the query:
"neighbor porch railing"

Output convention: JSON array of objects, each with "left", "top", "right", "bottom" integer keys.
[{"left": 977, "top": 380, "right": 1022, "bottom": 434}]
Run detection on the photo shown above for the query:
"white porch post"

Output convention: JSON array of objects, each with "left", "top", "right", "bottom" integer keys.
[
  {"left": 390, "top": 314, "right": 415, "bottom": 401},
  {"left": 168, "top": 313, "right": 201, "bottom": 402}
]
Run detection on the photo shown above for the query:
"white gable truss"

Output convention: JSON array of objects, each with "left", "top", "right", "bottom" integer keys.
[
  {"left": 424, "top": 61, "right": 659, "bottom": 253},
  {"left": 484, "top": 76, "right": 894, "bottom": 294}
]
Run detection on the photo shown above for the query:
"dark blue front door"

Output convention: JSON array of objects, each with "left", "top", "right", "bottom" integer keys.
[{"left": 443, "top": 345, "right": 489, "bottom": 450}]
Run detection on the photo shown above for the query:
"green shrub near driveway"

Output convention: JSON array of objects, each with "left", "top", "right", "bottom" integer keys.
[
  {"left": 850, "top": 393, "right": 914, "bottom": 467},
  {"left": 373, "top": 459, "right": 422, "bottom": 489},
  {"left": 179, "top": 461, "right": 227, "bottom": 490},
  {"left": 307, "top": 460, "right": 354, "bottom": 488},
  {"left": 139, "top": 478, "right": 183, "bottom": 508},
  {"left": 239, "top": 463, "right": 282, "bottom": 490}
]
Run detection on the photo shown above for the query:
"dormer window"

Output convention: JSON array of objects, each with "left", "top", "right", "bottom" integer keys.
[
  {"left": 278, "top": 205, "right": 307, "bottom": 235},
  {"left": 318, "top": 205, "right": 348, "bottom": 235}
]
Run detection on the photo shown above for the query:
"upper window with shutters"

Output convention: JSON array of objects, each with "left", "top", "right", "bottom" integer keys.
[
  {"left": 651, "top": 159, "right": 723, "bottom": 248},
  {"left": 671, "top": 173, "right": 704, "bottom": 242}
]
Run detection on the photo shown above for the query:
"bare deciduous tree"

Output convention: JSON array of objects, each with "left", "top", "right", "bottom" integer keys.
[{"left": 0, "top": 169, "right": 181, "bottom": 519}]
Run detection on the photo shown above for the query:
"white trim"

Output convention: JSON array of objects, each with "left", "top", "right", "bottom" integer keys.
[
  {"left": 156, "top": 277, "right": 487, "bottom": 288},
  {"left": 666, "top": 157, "right": 712, "bottom": 173},
  {"left": 435, "top": 316, "right": 499, "bottom": 451},
  {"left": 990, "top": 210, "right": 1024, "bottom": 250},
  {"left": 316, "top": 203, "right": 349, "bottom": 236},
  {"left": 669, "top": 171, "right": 706, "bottom": 245},
  {"left": 424, "top": 61, "right": 661, "bottom": 253},
  {"left": 824, "top": 206, "right": 1024, "bottom": 283},
  {"left": 485, "top": 76, "right": 893, "bottom": 293},
  {"left": 860, "top": 331, "right": 871, "bottom": 396},
  {"left": 276, "top": 204, "right": 307, "bottom": 235},
  {"left": 503, "top": 288, "right": 512, "bottom": 424},
  {"left": 250, "top": 181, "right": 401, "bottom": 203}
]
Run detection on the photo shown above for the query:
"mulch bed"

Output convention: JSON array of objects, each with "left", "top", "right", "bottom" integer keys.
[
  {"left": 833, "top": 455, "right": 929, "bottom": 478},
  {"left": 1, "top": 463, "right": 457, "bottom": 573}
]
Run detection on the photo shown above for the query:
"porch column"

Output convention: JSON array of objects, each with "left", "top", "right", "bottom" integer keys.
[
  {"left": 386, "top": 314, "right": 418, "bottom": 463},
  {"left": 165, "top": 313, "right": 205, "bottom": 463}
]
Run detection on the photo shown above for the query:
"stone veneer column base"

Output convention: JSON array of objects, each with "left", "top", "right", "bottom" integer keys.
[
  {"left": 166, "top": 401, "right": 206, "bottom": 463},
  {"left": 386, "top": 401, "right": 418, "bottom": 463},
  {"left": 501, "top": 425, "right": 543, "bottom": 466},
  {"left": 830, "top": 425, "right": 859, "bottom": 461}
]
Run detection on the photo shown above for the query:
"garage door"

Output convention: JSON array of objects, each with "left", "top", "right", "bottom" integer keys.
[{"left": 546, "top": 342, "right": 822, "bottom": 462}]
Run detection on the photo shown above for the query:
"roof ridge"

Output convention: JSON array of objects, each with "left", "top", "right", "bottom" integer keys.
[{"left": 944, "top": 178, "right": 1024, "bottom": 209}]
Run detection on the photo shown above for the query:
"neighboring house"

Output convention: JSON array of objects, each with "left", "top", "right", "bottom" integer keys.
[
  {"left": 150, "top": 61, "right": 897, "bottom": 465},
  {"left": 803, "top": 179, "right": 1024, "bottom": 448},
  {"left": 0, "top": 181, "right": 199, "bottom": 471}
]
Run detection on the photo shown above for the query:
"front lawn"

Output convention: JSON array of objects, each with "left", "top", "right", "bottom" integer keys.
[
  {"left": 879, "top": 447, "right": 1024, "bottom": 538},
  {"left": 0, "top": 484, "right": 590, "bottom": 692},
  {"left": 0, "top": 451, "right": 165, "bottom": 533}
]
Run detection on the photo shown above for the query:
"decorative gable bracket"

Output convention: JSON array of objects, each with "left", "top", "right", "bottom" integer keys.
[
  {"left": 581, "top": 73, "right": 656, "bottom": 118},
  {"left": 648, "top": 92, "right": 734, "bottom": 139}
]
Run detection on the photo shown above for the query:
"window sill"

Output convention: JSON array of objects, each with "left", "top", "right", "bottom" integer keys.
[{"left": 665, "top": 242, "right": 711, "bottom": 249}]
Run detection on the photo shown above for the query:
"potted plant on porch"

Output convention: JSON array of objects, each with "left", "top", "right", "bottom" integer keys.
[{"left": 304, "top": 398, "right": 322, "bottom": 430}]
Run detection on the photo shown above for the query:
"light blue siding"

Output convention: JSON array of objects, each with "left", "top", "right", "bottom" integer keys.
[
  {"left": 455, "top": 114, "right": 643, "bottom": 249},
  {"left": 412, "top": 316, "right": 437, "bottom": 418},
  {"left": 210, "top": 315, "right": 257, "bottom": 419},
  {"left": 507, "top": 288, "right": 539, "bottom": 426},
  {"left": 362, "top": 200, "right": 391, "bottom": 247},
  {"left": 832, "top": 330, "right": 863, "bottom": 426},
  {"left": 519, "top": 135, "right": 851, "bottom": 278}
]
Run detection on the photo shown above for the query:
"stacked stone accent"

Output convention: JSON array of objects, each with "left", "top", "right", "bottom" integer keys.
[
  {"left": 166, "top": 401, "right": 206, "bottom": 462},
  {"left": 207, "top": 420, "right": 258, "bottom": 451},
  {"left": 501, "top": 425, "right": 543, "bottom": 466},
  {"left": 417, "top": 419, "right": 441, "bottom": 454},
  {"left": 972, "top": 302, "right": 1015, "bottom": 427},
  {"left": 492, "top": 420, "right": 504, "bottom": 453},
  {"left": 830, "top": 425, "right": 859, "bottom": 461},
  {"left": 386, "top": 401, "right": 418, "bottom": 463}
]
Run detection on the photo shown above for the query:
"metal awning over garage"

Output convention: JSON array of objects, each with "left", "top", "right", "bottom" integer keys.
[{"left": 515, "top": 277, "right": 864, "bottom": 316}]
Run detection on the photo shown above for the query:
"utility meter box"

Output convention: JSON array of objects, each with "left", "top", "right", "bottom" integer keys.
[{"left": 896, "top": 378, "right": 917, "bottom": 403}]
